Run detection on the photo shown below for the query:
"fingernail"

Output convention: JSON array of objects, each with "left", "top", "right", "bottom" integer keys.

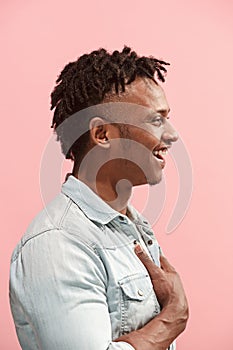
[{"left": 135, "top": 244, "right": 143, "bottom": 254}]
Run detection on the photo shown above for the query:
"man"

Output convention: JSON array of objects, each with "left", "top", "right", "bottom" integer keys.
[{"left": 10, "top": 46, "right": 189, "bottom": 350}]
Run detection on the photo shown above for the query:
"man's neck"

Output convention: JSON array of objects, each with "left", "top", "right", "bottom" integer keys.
[{"left": 72, "top": 171, "right": 133, "bottom": 216}]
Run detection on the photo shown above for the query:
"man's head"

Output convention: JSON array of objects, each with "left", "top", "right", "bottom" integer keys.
[{"left": 50, "top": 46, "right": 178, "bottom": 186}]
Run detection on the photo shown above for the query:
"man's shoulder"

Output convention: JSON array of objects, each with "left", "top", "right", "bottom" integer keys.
[
  {"left": 20, "top": 192, "right": 90, "bottom": 244},
  {"left": 11, "top": 192, "right": 100, "bottom": 263}
]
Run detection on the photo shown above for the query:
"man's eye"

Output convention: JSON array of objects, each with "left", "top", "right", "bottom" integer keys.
[{"left": 152, "top": 117, "right": 163, "bottom": 126}]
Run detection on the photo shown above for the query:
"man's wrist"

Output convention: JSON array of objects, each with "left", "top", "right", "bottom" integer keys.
[{"left": 115, "top": 303, "right": 188, "bottom": 350}]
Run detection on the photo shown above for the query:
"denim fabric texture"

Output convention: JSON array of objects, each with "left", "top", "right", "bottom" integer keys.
[{"left": 10, "top": 175, "right": 175, "bottom": 350}]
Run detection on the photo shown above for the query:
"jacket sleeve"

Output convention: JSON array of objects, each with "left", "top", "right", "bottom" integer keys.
[{"left": 10, "top": 228, "right": 135, "bottom": 350}]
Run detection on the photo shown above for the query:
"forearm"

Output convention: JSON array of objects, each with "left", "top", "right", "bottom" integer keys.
[{"left": 115, "top": 304, "right": 188, "bottom": 350}]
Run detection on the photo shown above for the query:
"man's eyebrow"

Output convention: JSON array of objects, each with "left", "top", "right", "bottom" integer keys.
[
  {"left": 156, "top": 108, "right": 171, "bottom": 116},
  {"left": 145, "top": 108, "right": 171, "bottom": 119}
]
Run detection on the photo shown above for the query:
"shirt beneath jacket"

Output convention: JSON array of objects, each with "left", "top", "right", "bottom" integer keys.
[{"left": 10, "top": 175, "right": 176, "bottom": 350}]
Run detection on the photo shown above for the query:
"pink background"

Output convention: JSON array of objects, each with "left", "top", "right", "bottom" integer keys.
[{"left": 1, "top": 1, "right": 233, "bottom": 349}]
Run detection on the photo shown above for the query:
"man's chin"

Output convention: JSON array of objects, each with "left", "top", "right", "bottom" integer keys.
[
  {"left": 131, "top": 171, "right": 162, "bottom": 187},
  {"left": 147, "top": 174, "right": 163, "bottom": 186}
]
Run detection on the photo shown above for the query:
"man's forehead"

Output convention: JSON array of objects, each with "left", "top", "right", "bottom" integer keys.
[{"left": 117, "top": 78, "right": 170, "bottom": 116}]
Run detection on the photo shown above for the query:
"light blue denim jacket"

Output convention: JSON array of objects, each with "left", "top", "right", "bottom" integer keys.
[{"left": 10, "top": 175, "right": 176, "bottom": 350}]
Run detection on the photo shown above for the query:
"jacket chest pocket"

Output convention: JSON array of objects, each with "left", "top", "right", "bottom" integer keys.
[{"left": 118, "top": 272, "right": 160, "bottom": 335}]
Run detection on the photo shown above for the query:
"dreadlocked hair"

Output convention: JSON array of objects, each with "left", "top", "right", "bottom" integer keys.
[{"left": 50, "top": 46, "right": 170, "bottom": 160}]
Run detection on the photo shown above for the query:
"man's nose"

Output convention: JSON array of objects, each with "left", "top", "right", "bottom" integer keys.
[{"left": 161, "top": 120, "right": 179, "bottom": 144}]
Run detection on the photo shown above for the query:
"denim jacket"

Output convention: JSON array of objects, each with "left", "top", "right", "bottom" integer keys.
[{"left": 10, "top": 175, "right": 176, "bottom": 350}]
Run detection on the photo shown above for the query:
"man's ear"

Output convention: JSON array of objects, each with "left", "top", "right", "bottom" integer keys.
[{"left": 89, "top": 117, "right": 110, "bottom": 149}]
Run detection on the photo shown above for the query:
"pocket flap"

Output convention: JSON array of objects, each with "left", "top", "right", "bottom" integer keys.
[{"left": 118, "top": 273, "right": 153, "bottom": 301}]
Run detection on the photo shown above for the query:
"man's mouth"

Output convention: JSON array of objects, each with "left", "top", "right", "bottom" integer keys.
[{"left": 152, "top": 147, "right": 168, "bottom": 168}]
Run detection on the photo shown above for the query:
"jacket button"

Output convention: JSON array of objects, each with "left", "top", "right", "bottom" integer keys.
[
  {"left": 137, "top": 289, "right": 144, "bottom": 296},
  {"left": 148, "top": 240, "right": 153, "bottom": 245}
]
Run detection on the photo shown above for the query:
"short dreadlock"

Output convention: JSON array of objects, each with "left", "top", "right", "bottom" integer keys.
[{"left": 50, "top": 46, "right": 170, "bottom": 161}]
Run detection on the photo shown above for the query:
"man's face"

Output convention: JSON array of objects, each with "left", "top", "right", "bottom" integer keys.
[{"left": 103, "top": 77, "right": 179, "bottom": 186}]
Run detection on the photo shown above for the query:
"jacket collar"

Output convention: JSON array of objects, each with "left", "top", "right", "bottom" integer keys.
[
  {"left": 61, "top": 174, "right": 152, "bottom": 229},
  {"left": 61, "top": 175, "right": 125, "bottom": 224}
]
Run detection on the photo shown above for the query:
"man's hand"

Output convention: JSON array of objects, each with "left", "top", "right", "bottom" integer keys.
[
  {"left": 115, "top": 244, "right": 189, "bottom": 350},
  {"left": 134, "top": 244, "right": 188, "bottom": 312}
]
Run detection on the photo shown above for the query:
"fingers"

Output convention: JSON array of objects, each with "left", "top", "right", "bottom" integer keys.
[
  {"left": 134, "top": 244, "right": 177, "bottom": 276},
  {"left": 160, "top": 255, "right": 176, "bottom": 273},
  {"left": 134, "top": 244, "right": 163, "bottom": 280}
]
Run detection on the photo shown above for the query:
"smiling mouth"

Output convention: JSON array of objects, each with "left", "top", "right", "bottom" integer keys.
[{"left": 152, "top": 147, "right": 168, "bottom": 167}]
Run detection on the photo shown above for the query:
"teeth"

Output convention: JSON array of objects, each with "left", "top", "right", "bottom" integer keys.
[
  {"left": 153, "top": 148, "right": 167, "bottom": 156},
  {"left": 159, "top": 149, "right": 167, "bottom": 156}
]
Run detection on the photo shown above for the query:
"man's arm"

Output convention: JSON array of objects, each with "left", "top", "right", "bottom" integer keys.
[
  {"left": 10, "top": 230, "right": 134, "bottom": 350},
  {"left": 10, "top": 231, "right": 188, "bottom": 350},
  {"left": 115, "top": 244, "right": 189, "bottom": 350}
]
